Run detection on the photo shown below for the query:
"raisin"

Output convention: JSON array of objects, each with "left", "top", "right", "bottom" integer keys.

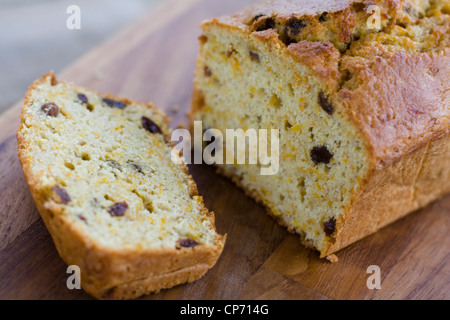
[
  {"left": 319, "top": 12, "right": 328, "bottom": 22},
  {"left": 286, "top": 19, "right": 306, "bottom": 37},
  {"left": 227, "top": 48, "right": 237, "bottom": 57},
  {"left": 281, "top": 36, "right": 297, "bottom": 46},
  {"left": 41, "top": 103, "right": 60, "bottom": 117},
  {"left": 142, "top": 116, "right": 162, "bottom": 134},
  {"left": 255, "top": 18, "right": 276, "bottom": 31},
  {"left": 249, "top": 51, "right": 260, "bottom": 62},
  {"left": 204, "top": 66, "right": 212, "bottom": 77},
  {"left": 199, "top": 35, "right": 208, "bottom": 44},
  {"left": 177, "top": 239, "right": 200, "bottom": 249},
  {"left": 344, "top": 35, "right": 359, "bottom": 51},
  {"left": 324, "top": 218, "right": 336, "bottom": 236},
  {"left": 108, "top": 202, "right": 128, "bottom": 217},
  {"left": 77, "top": 93, "right": 88, "bottom": 105},
  {"left": 318, "top": 92, "right": 334, "bottom": 115},
  {"left": 53, "top": 186, "right": 71, "bottom": 204},
  {"left": 78, "top": 215, "right": 87, "bottom": 224},
  {"left": 353, "top": 2, "right": 367, "bottom": 12},
  {"left": 107, "top": 160, "right": 121, "bottom": 170},
  {"left": 284, "top": 120, "right": 293, "bottom": 130},
  {"left": 129, "top": 162, "right": 143, "bottom": 174},
  {"left": 311, "top": 146, "right": 333, "bottom": 165},
  {"left": 103, "top": 98, "right": 127, "bottom": 109},
  {"left": 252, "top": 14, "right": 265, "bottom": 22}
]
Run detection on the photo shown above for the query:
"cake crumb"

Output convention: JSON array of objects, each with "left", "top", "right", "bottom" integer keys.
[{"left": 326, "top": 254, "right": 339, "bottom": 263}]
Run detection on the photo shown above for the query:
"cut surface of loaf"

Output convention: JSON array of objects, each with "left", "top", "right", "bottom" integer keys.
[
  {"left": 192, "top": 0, "right": 450, "bottom": 257},
  {"left": 17, "top": 73, "right": 225, "bottom": 299}
]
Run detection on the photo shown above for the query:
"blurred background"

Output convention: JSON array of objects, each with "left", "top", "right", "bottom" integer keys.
[{"left": 0, "top": 0, "right": 163, "bottom": 114}]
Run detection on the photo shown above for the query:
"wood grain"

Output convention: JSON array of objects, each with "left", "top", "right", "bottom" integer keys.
[
  {"left": 0, "top": 0, "right": 448, "bottom": 300},
  {"left": 0, "top": 136, "right": 40, "bottom": 251}
]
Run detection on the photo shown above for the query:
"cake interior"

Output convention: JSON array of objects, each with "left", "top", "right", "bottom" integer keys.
[
  {"left": 193, "top": 0, "right": 449, "bottom": 253},
  {"left": 19, "top": 76, "right": 218, "bottom": 250},
  {"left": 194, "top": 26, "right": 370, "bottom": 252}
]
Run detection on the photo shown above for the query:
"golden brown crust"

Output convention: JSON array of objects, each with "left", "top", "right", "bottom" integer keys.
[
  {"left": 336, "top": 49, "right": 450, "bottom": 168},
  {"left": 104, "top": 264, "right": 212, "bottom": 300},
  {"left": 287, "top": 40, "right": 342, "bottom": 91},
  {"left": 192, "top": 0, "right": 450, "bottom": 257},
  {"left": 324, "top": 48, "right": 450, "bottom": 255},
  {"left": 28, "top": 190, "right": 224, "bottom": 299},
  {"left": 201, "top": 1, "right": 450, "bottom": 169},
  {"left": 325, "top": 131, "right": 450, "bottom": 256},
  {"left": 17, "top": 72, "right": 225, "bottom": 299},
  {"left": 214, "top": 0, "right": 416, "bottom": 51}
]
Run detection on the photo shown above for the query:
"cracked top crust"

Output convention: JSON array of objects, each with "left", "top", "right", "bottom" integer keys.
[
  {"left": 217, "top": 0, "right": 449, "bottom": 50},
  {"left": 203, "top": 0, "right": 450, "bottom": 168}
]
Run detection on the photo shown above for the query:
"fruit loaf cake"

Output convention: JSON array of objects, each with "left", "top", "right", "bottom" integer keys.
[
  {"left": 191, "top": 0, "right": 450, "bottom": 258},
  {"left": 17, "top": 73, "right": 225, "bottom": 299}
]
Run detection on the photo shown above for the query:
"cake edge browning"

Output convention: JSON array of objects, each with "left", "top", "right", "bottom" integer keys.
[
  {"left": 17, "top": 72, "right": 226, "bottom": 299},
  {"left": 192, "top": 0, "right": 450, "bottom": 258}
]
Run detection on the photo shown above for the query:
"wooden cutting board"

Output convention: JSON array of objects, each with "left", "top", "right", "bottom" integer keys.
[{"left": 0, "top": 0, "right": 449, "bottom": 300}]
